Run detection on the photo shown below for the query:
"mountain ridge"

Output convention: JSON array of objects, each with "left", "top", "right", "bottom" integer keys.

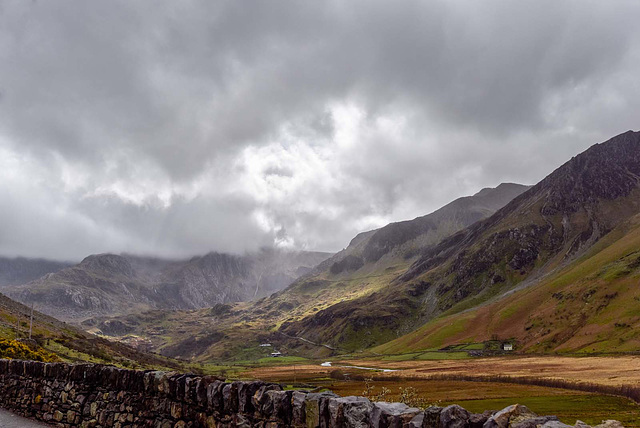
[{"left": 0, "top": 249, "right": 332, "bottom": 322}]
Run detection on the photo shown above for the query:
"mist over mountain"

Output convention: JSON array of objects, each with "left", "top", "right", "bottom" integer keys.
[
  {"left": 0, "top": 257, "right": 72, "bottom": 287},
  {"left": 2, "top": 2, "right": 640, "bottom": 261},
  {"left": 0, "top": 249, "right": 330, "bottom": 322}
]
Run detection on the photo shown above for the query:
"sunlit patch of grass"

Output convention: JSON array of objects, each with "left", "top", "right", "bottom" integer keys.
[
  {"left": 414, "top": 351, "right": 470, "bottom": 360},
  {"left": 45, "top": 340, "right": 105, "bottom": 364},
  {"left": 256, "top": 356, "right": 309, "bottom": 364}
]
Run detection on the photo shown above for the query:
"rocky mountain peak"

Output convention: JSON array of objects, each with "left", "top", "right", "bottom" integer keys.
[
  {"left": 78, "top": 254, "right": 136, "bottom": 278},
  {"left": 537, "top": 130, "right": 640, "bottom": 215}
]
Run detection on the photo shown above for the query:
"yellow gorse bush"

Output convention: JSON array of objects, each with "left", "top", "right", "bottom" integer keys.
[{"left": 0, "top": 338, "right": 59, "bottom": 362}]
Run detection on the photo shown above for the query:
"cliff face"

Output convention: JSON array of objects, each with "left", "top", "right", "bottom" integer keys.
[{"left": 0, "top": 249, "right": 331, "bottom": 322}]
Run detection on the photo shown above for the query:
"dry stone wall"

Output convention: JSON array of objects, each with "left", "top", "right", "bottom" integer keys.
[{"left": 0, "top": 359, "right": 618, "bottom": 427}]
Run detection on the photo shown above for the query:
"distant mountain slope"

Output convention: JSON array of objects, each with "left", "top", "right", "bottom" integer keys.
[
  {"left": 0, "top": 257, "right": 71, "bottom": 286},
  {"left": 0, "top": 249, "right": 331, "bottom": 322},
  {"left": 285, "top": 130, "right": 640, "bottom": 351},
  {"left": 88, "top": 182, "right": 530, "bottom": 360}
]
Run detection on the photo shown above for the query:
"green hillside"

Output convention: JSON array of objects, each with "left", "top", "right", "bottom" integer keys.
[{"left": 375, "top": 212, "right": 640, "bottom": 355}]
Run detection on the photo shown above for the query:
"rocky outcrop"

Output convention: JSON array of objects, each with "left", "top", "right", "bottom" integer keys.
[{"left": 0, "top": 360, "right": 622, "bottom": 427}]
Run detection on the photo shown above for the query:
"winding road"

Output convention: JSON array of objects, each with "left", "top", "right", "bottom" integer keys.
[{"left": 0, "top": 408, "right": 46, "bottom": 427}]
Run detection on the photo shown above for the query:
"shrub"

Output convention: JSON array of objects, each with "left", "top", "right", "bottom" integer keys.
[{"left": 0, "top": 339, "right": 59, "bottom": 362}]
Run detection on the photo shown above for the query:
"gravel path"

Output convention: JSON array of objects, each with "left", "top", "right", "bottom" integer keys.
[{"left": 0, "top": 408, "right": 47, "bottom": 427}]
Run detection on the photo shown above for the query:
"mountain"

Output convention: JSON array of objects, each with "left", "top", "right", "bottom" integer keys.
[
  {"left": 86, "top": 182, "right": 530, "bottom": 360},
  {"left": 318, "top": 182, "right": 530, "bottom": 274},
  {"left": 376, "top": 130, "right": 640, "bottom": 354},
  {"left": 0, "top": 249, "right": 331, "bottom": 322},
  {"left": 0, "top": 256, "right": 71, "bottom": 286},
  {"left": 290, "top": 130, "right": 640, "bottom": 352},
  {"left": 55, "top": 130, "right": 640, "bottom": 361}
]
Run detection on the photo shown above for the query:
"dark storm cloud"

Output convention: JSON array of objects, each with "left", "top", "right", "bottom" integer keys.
[{"left": 1, "top": 0, "right": 639, "bottom": 259}]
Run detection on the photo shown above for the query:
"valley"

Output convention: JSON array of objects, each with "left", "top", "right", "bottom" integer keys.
[
  {"left": 78, "top": 183, "right": 531, "bottom": 360},
  {"left": 68, "top": 132, "right": 640, "bottom": 367}
]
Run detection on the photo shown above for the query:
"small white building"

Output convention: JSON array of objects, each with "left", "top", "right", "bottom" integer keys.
[
  {"left": 270, "top": 351, "right": 282, "bottom": 357},
  {"left": 502, "top": 343, "right": 513, "bottom": 351},
  {"left": 259, "top": 343, "right": 272, "bottom": 347}
]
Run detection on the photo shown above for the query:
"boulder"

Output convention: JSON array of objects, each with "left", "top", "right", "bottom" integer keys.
[
  {"left": 407, "top": 412, "right": 425, "bottom": 428},
  {"left": 539, "top": 422, "right": 573, "bottom": 428},
  {"left": 469, "top": 411, "right": 494, "bottom": 428},
  {"left": 440, "top": 404, "right": 470, "bottom": 428},
  {"left": 304, "top": 391, "right": 338, "bottom": 428},
  {"left": 264, "top": 390, "right": 293, "bottom": 424},
  {"left": 423, "top": 406, "right": 443, "bottom": 428},
  {"left": 327, "top": 396, "right": 373, "bottom": 427},
  {"left": 252, "top": 383, "right": 282, "bottom": 414},
  {"left": 291, "top": 391, "right": 307, "bottom": 426},
  {"left": 593, "top": 421, "right": 624, "bottom": 428},
  {"left": 222, "top": 382, "right": 239, "bottom": 413},
  {"left": 207, "top": 380, "right": 225, "bottom": 412},
  {"left": 370, "top": 401, "right": 421, "bottom": 427},
  {"left": 237, "top": 381, "right": 263, "bottom": 414},
  {"left": 511, "top": 416, "right": 560, "bottom": 428},
  {"left": 483, "top": 404, "right": 537, "bottom": 428}
]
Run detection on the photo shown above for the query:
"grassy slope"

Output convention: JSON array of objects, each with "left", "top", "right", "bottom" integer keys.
[
  {"left": 374, "top": 213, "right": 640, "bottom": 354},
  {"left": 0, "top": 292, "right": 182, "bottom": 370}
]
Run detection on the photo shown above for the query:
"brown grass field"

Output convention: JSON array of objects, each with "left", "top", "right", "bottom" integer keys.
[
  {"left": 343, "top": 355, "right": 640, "bottom": 386},
  {"left": 247, "top": 355, "right": 640, "bottom": 387}
]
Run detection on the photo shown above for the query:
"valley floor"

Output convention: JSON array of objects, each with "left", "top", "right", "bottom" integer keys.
[
  {"left": 341, "top": 355, "right": 640, "bottom": 387},
  {"left": 245, "top": 355, "right": 640, "bottom": 426}
]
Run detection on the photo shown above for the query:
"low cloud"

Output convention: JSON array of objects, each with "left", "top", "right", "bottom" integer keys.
[{"left": 1, "top": 0, "right": 639, "bottom": 259}]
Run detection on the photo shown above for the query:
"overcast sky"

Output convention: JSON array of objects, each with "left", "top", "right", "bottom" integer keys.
[{"left": 1, "top": 0, "right": 639, "bottom": 261}]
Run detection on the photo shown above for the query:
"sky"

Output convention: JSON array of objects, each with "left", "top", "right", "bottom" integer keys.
[{"left": 1, "top": 0, "right": 640, "bottom": 261}]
